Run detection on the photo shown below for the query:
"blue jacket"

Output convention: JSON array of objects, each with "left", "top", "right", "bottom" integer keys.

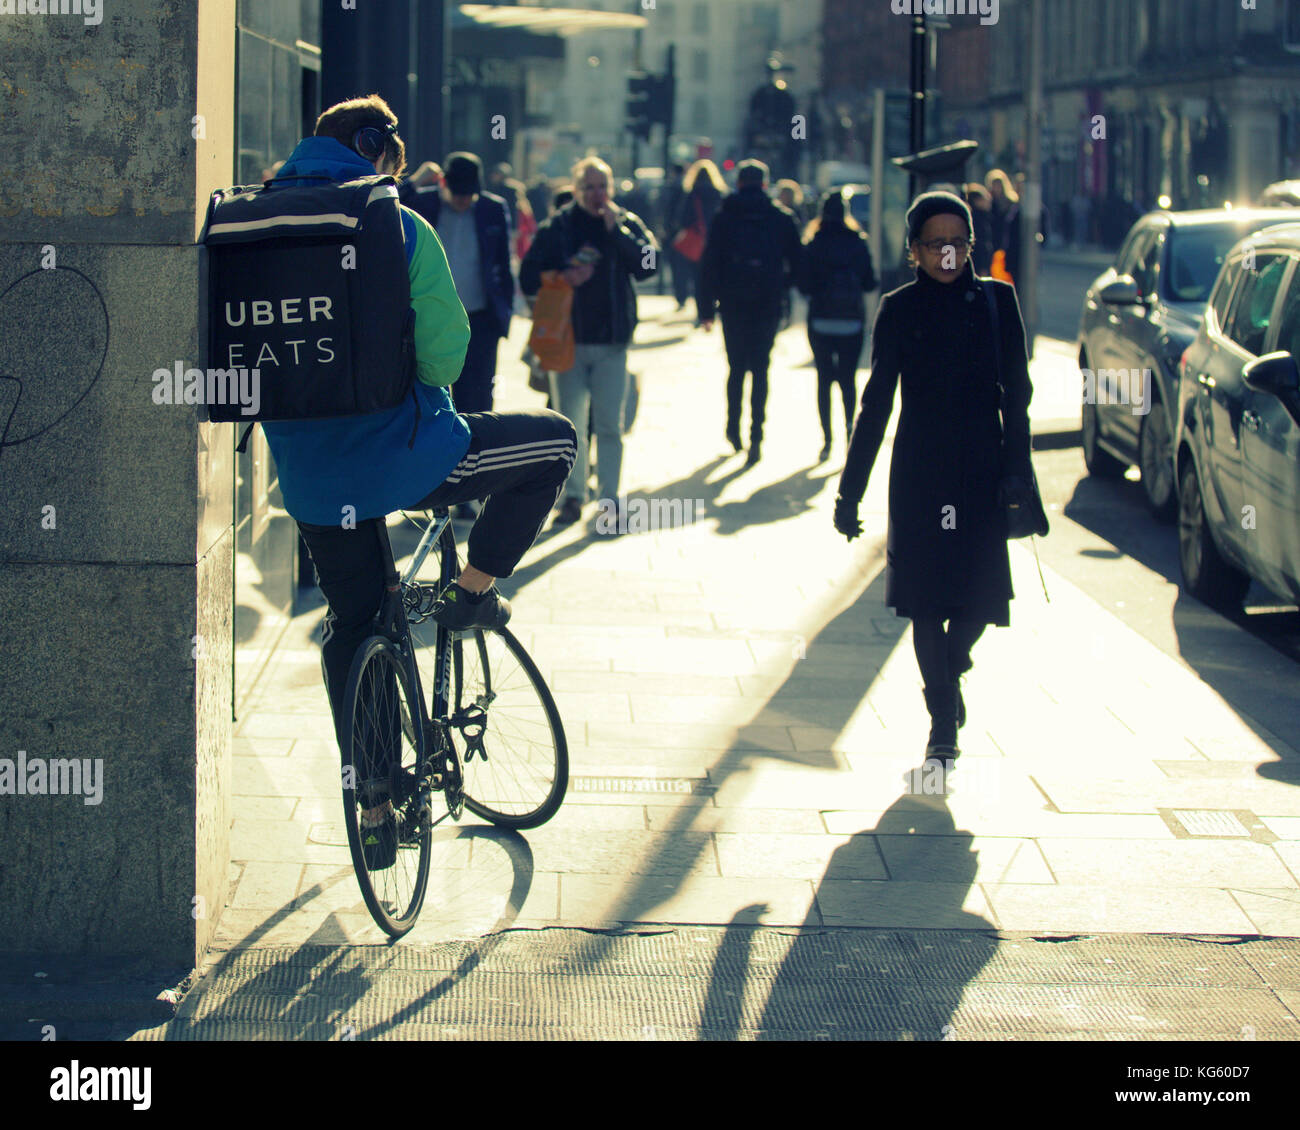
[
  {"left": 398, "top": 183, "right": 515, "bottom": 339},
  {"left": 259, "top": 138, "right": 471, "bottom": 527}
]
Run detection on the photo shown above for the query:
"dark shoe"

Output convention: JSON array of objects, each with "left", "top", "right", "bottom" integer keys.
[
  {"left": 430, "top": 582, "right": 512, "bottom": 631},
  {"left": 818, "top": 440, "right": 832, "bottom": 462},
  {"left": 745, "top": 442, "right": 762, "bottom": 466},
  {"left": 360, "top": 805, "right": 398, "bottom": 870},
  {"left": 726, "top": 424, "right": 742, "bottom": 452},
  {"left": 922, "top": 684, "right": 960, "bottom": 759},
  {"left": 552, "top": 497, "right": 583, "bottom": 527}
]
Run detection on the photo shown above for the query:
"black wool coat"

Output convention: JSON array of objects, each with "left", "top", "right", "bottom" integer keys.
[{"left": 837, "top": 259, "right": 1034, "bottom": 625}]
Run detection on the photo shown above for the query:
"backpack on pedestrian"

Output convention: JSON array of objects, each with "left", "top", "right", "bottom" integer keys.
[
  {"left": 201, "top": 173, "right": 416, "bottom": 449},
  {"left": 721, "top": 208, "right": 784, "bottom": 297}
]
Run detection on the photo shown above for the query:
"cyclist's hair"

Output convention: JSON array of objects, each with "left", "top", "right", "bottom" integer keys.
[{"left": 315, "top": 94, "right": 407, "bottom": 179}]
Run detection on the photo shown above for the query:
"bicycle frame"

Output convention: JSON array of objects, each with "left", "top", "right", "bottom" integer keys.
[{"left": 365, "top": 510, "right": 462, "bottom": 814}]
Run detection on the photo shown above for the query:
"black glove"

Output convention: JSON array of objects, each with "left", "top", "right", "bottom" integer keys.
[{"left": 834, "top": 494, "right": 863, "bottom": 541}]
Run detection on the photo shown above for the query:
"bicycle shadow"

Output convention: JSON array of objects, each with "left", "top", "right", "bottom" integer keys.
[{"left": 173, "top": 825, "right": 536, "bottom": 1039}]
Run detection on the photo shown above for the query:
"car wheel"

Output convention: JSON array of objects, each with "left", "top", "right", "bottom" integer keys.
[
  {"left": 1081, "top": 370, "right": 1125, "bottom": 479},
  {"left": 1177, "top": 459, "right": 1250, "bottom": 612},
  {"left": 1138, "top": 399, "right": 1176, "bottom": 522}
]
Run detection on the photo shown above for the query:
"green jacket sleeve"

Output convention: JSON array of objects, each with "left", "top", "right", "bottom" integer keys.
[{"left": 402, "top": 204, "right": 470, "bottom": 387}]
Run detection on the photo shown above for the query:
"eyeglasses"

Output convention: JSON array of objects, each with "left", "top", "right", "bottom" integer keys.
[{"left": 918, "top": 238, "right": 972, "bottom": 255}]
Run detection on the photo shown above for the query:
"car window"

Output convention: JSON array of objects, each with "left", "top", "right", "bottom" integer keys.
[
  {"left": 1131, "top": 231, "right": 1164, "bottom": 298},
  {"left": 1116, "top": 227, "right": 1152, "bottom": 278},
  {"left": 1166, "top": 228, "right": 1250, "bottom": 304},
  {"left": 1273, "top": 258, "right": 1300, "bottom": 361},
  {"left": 1208, "top": 259, "right": 1240, "bottom": 331},
  {"left": 1225, "top": 253, "right": 1289, "bottom": 356}
]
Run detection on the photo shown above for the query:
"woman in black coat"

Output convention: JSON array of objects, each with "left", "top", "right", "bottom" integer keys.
[
  {"left": 677, "top": 159, "right": 727, "bottom": 322},
  {"left": 833, "top": 191, "right": 1035, "bottom": 760},
  {"left": 798, "top": 191, "right": 877, "bottom": 461}
]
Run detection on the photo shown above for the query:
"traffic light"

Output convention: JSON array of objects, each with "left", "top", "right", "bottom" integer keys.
[{"left": 626, "top": 73, "right": 654, "bottom": 140}]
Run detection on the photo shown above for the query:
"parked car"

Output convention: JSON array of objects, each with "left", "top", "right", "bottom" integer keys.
[
  {"left": 1077, "top": 207, "right": 1300, "bottom": 519},
  {"left": 1175, "top": 221, "right": 1300, "bottom": 610},
  {"left": 1258, "top": 180, "right": 1300, "bottom": 208}
]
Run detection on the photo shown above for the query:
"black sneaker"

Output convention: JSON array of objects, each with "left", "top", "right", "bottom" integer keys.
[
  {"left": 726, "top": 424, "right": 742, "bottom": 452},
  {"left": 430, "top": 583, "right": 512, "bottom": 631},
  {"left": 360, "top": 806, "right": 398, "bottom": 870},
  {"left": 552, "top": 497, "right": 583, "bottom": 527}
]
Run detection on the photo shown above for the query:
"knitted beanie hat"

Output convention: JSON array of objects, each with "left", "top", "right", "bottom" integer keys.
[{"left": 905, "top": 190, "right": 974, "bottom": 243}]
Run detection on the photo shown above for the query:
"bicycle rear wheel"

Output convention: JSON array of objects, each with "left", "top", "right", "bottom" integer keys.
[
  {"left": 453, "top": 627, "right": 567, "bottom": 829},
  {"left": 340, "top": 636, "right": 431, "bottom": 937}
]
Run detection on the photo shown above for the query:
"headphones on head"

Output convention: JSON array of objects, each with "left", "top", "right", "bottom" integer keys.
[{"left": 353, "top": 121, "right": 399, "bottom": 164}]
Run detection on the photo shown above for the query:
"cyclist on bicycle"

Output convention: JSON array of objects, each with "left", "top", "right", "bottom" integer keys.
[{"left": 262, "top": 95, "right": 577, "bottom": 755}]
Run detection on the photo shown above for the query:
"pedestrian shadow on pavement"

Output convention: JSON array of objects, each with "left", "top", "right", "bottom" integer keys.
[
  {"left": 749, "top": 791, "right": 995, "bottom": 1040},
  {"left": 171, "top": 826, "right": 535, "bottom": 1039},
  {"left": 622, "top": 454, "right": 836, "bottom": 539},
  {"left": 569, "top": 549, "right": 935, "bottom": 948}
]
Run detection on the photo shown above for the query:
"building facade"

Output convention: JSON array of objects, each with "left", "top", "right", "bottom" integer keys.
[{"left": 822, "top": 0, "right": 1300, "bottom": 247}]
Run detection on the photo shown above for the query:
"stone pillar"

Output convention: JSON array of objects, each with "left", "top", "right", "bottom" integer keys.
[{"left": 0, "top": 1, "right": 236, "bottom": 966}]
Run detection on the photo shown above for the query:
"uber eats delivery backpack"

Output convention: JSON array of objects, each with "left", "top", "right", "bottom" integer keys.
[{"left": 200, "top": 173, "right": 416, "bottom": 450}]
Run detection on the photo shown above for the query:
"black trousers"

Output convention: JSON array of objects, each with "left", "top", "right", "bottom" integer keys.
[
  {"left": 297, "top": 409, "right": 576, "bottom": 743},
  {"left": 666, "top": 245, "right": 694, "bottom": 306},
  {"left": 911, "top": 616, "right": 987, "bottom": 692},
  {"left": 808, "top": 328, "right": 864, "bottom": 443},
  {"left": 452, "top": 310, "right": 501, "bottom": 415},
  {"left": 720, "top": 305, "right": 780, "bottom": 442}
]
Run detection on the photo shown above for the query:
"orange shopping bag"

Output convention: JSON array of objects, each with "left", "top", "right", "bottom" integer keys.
[
  {"left": 990, "top": 248, "right": 1015, "bottom": 286},
  {"left": 528, "top": 270, "right": 575, "bottom": 373}
]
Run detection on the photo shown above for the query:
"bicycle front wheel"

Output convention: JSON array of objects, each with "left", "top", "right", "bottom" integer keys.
[
  {"left": 453, "top": 627, "right": 568, "bottom": 829},
  {"left": 340, "top": 636, "right": 431, "bottom": 938}
]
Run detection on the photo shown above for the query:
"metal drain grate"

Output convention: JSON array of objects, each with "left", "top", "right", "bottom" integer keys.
[
  {"left": 569, "top": 776, "right": 715, "bottom": 795},
  {"left": 1172, "top": 810, "right": 1249, "bottom": 837},
  {"left": 1155, "top": 808, "right": 1274, "bottom": 840}
]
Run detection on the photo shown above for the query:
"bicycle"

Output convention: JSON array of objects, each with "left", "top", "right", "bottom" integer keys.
[{"left": 338, "top": 507, "right": 568, "bottom": 938}]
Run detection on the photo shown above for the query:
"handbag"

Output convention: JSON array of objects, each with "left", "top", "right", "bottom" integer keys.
[
  {"left": 983, "top": 279, "right": 1049, "bottom": 540},
  {"left": 990, "top": 248, "right": 1015, "bottom": 286},
  {"left": 528, "top": 269, "right": 575, "bottom": 373},
  {"left": 672, "top": 198, "right": 707, "bottom": 262}
]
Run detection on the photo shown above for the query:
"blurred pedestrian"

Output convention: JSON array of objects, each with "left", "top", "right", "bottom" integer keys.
[
  {"left": 409, "top": 152, "right": 514, "bottom": 422},
  {"left": 833, "top": 190, "right": 1036, "bottom": 762},
  {"left": 678, "top": 158, "right": 727, "bottom": 321},
  {"left": 519, "top": 156, "right": 659, "bottom": 528},
  {"left": 775, "top": 178, "right": 805, "bottom": 223},
  {"left": 798, "top": 190, "right": 877, "bottom": 462},
  {"left": 985, "top": 168, "right": 1021, "bottom": 284},
  {"left": 659, "top": 162, "right": 693, "bottom": 308},
  {"left": 488, "top": 162, "right": 517, "bottom": 227},
  {"left": 963, "top": 182, "right": 995, "bottom": 276},
  {"left": 698, "top": 159, "right": 802, "bottom": 464},
  {"left": 510, "top": 181, "right": 537, "bottom": 261},
  {"left": 527, "top": 175, "right": 553, "bottom": 224}
]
